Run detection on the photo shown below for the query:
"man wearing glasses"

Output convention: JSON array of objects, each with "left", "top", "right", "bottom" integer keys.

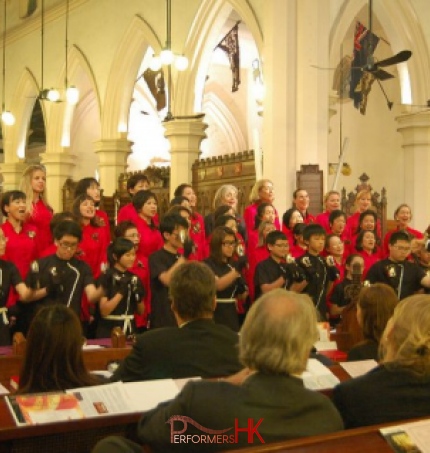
[
  {"left": 366, "top": 231, "right": 430, "bottom": 299},
  {"left": 254, "top": 231, "right": 306, "bottom": 300},
  {"left": 23, "top": 220, "right": 103, "bottom": 331}
]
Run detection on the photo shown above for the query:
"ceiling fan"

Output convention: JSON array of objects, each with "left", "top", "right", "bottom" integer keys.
[{"left": 350, "top": 0, "right": 412, "bottom": 113}]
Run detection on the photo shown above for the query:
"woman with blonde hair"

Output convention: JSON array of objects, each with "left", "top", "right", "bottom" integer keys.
[
  {"left": 333, "top": 294, "right": 430, "bottom": 428},
  {"left": 20, "top": 164, "right": 53, "bottom": 255},
  {"left": 346, "top": 189, "right": 380, "bottom": 239},
  {"left": 315, "top": 190, "right": 341, "bottom": 233},
  {"left": 243, "top": 179, "right": 280, "bottom": 236}
]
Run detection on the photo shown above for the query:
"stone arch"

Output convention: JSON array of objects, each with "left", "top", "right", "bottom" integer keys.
[
  {"left": 101, "top": 15, "right": 162, "bottom": 139},
  {"left": 5, "top": 68, "right": 41, "bottom": 162},
  {"left": 329, "top": 0, "right": 430, "bottom": 105},
  {"left": 175, "top": 0, "right": 263, "bottom": 116},
  {"left": 46, "top": 44, "right": 101, "bottom": 151},
  {"left": 202, "top": 86, "right": 247, "bottom": 156}
]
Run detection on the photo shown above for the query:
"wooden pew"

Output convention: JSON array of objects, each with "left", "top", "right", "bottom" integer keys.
[{"left": 0, "top": 347, "right": 131, "bottom": 391}]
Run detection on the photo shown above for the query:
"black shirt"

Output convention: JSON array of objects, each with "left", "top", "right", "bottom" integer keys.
[
  {"left": 148, "top": 248, "right": 179, "bottom": 328},
  {"left": 0, "top": 260, "right": 22, "bottom": 309},
  {"left": 366, "top": 259, "right": 426, "bottom": 299},
  {"left": 254, "top": 257, "right": 296, "bottom": 300}
]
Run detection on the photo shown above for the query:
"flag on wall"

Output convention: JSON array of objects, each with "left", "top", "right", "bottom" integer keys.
[
  {"left": 349, "top": 22, "right": 380, "bottom": 109},
  {"left": 216, "top": 21, "right": 241, "bottom": 92}
]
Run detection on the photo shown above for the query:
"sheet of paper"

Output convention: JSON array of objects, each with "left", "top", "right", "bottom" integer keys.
[
  {"left": 0, "top": 383, "right": 10, "bottom": 395},
  {"left": 405, "top": 419, "right": 430, "bottom": 453},
  {"left": 314, "top": 340, "right": 338, "bottom": 351},
  {"left": 123, "top": 379, "right": 181, "bottom": 412},
  {"left": 67, "top": 382, "right": 136, "bottom": 417},
  {"left": 301, "top": 358, "right": 340, "bottom": 390},
  {"left": 340, "top": 359, "right": 378, "bottom": 378}
]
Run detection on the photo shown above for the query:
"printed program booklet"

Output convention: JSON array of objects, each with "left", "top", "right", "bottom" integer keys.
[
  {"left": 6, "top": 379, "right": 184, "bottom": 426},
  {"left": 380, "top": 419, "right": 430, "bottom": 453}
]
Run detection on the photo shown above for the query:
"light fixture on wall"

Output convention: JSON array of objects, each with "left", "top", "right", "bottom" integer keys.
[
  {"left": 38, "top": 0, "right": 60, "bottom": 102},
  {"left": 148, "top": 0, "right": 188, "bottom": 121},
  {"left": 1, "top": 0, "right": 14, "bottom": 125},
  {"left": 64, "top": 0, "right": 78, "bottom": 105}
]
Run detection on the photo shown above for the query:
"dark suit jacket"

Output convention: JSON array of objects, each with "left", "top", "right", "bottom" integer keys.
[
  {"left": 111, "top": 319, "right": 241, "bottom": 382},
  {"left": 137, "top": 373, "right": 343, "bottom": 452},
  {"left": 333, "top": 364, "right": 430, "bottom": 428}
]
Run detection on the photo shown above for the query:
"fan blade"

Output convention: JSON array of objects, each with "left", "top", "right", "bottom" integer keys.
[
  {"left": 372, "top": 68, "right": 395, "bottom": 81},
  {"left": 375, "top": 50, "right": 412, "bottom": 68}
]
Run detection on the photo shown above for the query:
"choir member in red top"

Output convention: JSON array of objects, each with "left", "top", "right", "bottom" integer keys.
[
  {"left": 383, "top": 204, "right": 424, "bottom": 257},
  {"left": 328, "top": 210, "right": 352, "bottom": 255},
  {"left": 173, "top": 184, "right": 206, "bottom": 261},
  {"left": 293, "top": 188, "right": 316, "bottom": 224},
  {"left": 247, "top": 221, "right": 276, "bottom": 302},
  {"left": 316, "top": 190, "right": 341, "bottom": 233},
  {"left": 117, "top": 174, "right": 150, "bottom": 225},
  {"left": 20, "top": 164, "right": 53, "bottom": 256},
  {"left": 1, "top": 191, "right": 38, "bottom": 280},
  {"left": 115, "top": 221, "right": 151, "bottom": 332},
  {"left": 324, "top": 234, "right": 346, "bottom": 281},
  {"left": 350, "top": 210, "right": 381, "bottom": 253},
  {"left": 73, "top": 194, "right": 108, "bottom": 334},
  {"left": 131, "top": 191, "right": 163, "bottom": 259},
  {"left": 355, "top": 230, "right": 381, "bottom": 278},
  {"left": 346, "top": 189, "right": 381, "bottom": 238},
  {"left": 281, "top": 208, "right": 304, "bottom": 248},
  {"left": 290, "top": 223, "right": 308, "bottom": 258},
  {"left": 248, "top": 202, "right": 277, "bottom": 252},
  {"left": 74, "top": 177, "right": 111, "bottom": 246},
  {"left": 243, "top": 179, "right": 281, "bottom": 237},
  {"left": 203, "top": 184, "right": 246, "bottom": 242}
]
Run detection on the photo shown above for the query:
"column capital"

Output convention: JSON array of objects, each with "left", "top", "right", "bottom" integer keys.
[
  {"left": 94, "top": 137, "right": 132, "bottom": 196},
  {"left": 164, "top": 115, "right": 208, "bottom": 197},
  {"left": 0, "top": 162, "right": 28, "bottom": 190}
]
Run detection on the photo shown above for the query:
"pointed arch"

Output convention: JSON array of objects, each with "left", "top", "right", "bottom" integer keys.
[
  {"left": 6, "top": 68, "right": 41, "bottom": 162},
  {"left": 175, "top": 0, "right": 263, "bottom": 116},
  {"left": 101, "top": 15, "right": 162, "bottom": 139},
  {"left": 329, "top": 0, "right": 430, "bottom": 105}
]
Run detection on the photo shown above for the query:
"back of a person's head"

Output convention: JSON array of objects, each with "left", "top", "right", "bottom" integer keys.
[
  {"left": 358, "top": 283, "right": 398, "bottom": 343},
  {"left": 19, "top": 305, "right": 97, "bottom": 393},
  {"left": 239, "top": 289, "right": 318, "bottom": 375},
  {"left": 383, "top": 294, "right": 430, "bottom": 376},
  {"left": 169, "top": 262, "right": 216, "bottom": 320}
]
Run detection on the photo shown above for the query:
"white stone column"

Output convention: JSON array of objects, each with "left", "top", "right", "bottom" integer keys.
[
  {"left": 262, "top": 0, "right": 297, "bottom": 214},
  {"left": 396, "top": 111, "right": 430, "bottom": 231},
  {"left": 40, "top": 152, "right": 77, "bottom": 213},
  {"left": 0, "top": 162, "right": 28, "bottom": 191},
  {"left": 94, "top": 137, "right": 132, "bottom": 197},
  {"left": 163, "top": 115, "right": 207, "bottom": 198}
]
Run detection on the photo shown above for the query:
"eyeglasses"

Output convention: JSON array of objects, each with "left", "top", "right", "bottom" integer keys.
[
  {"left": 273, "top": 243, "right": 289, "bottom": 248},
  {"left": 222, "top": 241, "right": 237, "bottom": 247},
  {"left": 58, "top": 241, "right": 79, "bottom": 251},
  {"left": 125, "top": 233, "right": 141, "bottom": 239},
  {"left": 393, "top": 245, "right": 411, "bottom": 252}
]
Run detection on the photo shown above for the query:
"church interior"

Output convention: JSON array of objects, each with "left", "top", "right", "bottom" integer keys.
[{"left": 1, "top": 0, "right": 430, "bottom": 228}]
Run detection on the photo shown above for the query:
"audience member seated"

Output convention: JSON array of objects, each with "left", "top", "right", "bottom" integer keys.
[
  {"left": 333, "top": 294, "right": 430, "bottom": 428},
  {"left": 19, "top": 304, "right": 99, "bottom": 393},
  {"left": 347, "top": 283, "right": 398, "bottom": 362},
  {"left": 366, "top": 231, "right": 430, "bottom": 299},
  {"left": 383, "top": 204, "right": 424, "bottom": 257},
  {"left": 95, "top": 289, "right": 343, "bottom": 453},
  {"left": 111, "top": 261, "right": 242, "bottom": 382}
]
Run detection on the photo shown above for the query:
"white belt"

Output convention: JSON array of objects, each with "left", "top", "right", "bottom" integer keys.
[
  {"left": 216, "top": 298, "right": 236, "bottom": 304},
  {"left": 0, "top": 307, "right": 8, "bottom": 325},
  {"left": 104, "top": 314, "right": 134, "bottom": 334}
]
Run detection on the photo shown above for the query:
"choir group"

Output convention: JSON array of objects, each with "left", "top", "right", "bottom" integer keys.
[{"left": 0, "top": 164, "right": 429, "bottom": 346}]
